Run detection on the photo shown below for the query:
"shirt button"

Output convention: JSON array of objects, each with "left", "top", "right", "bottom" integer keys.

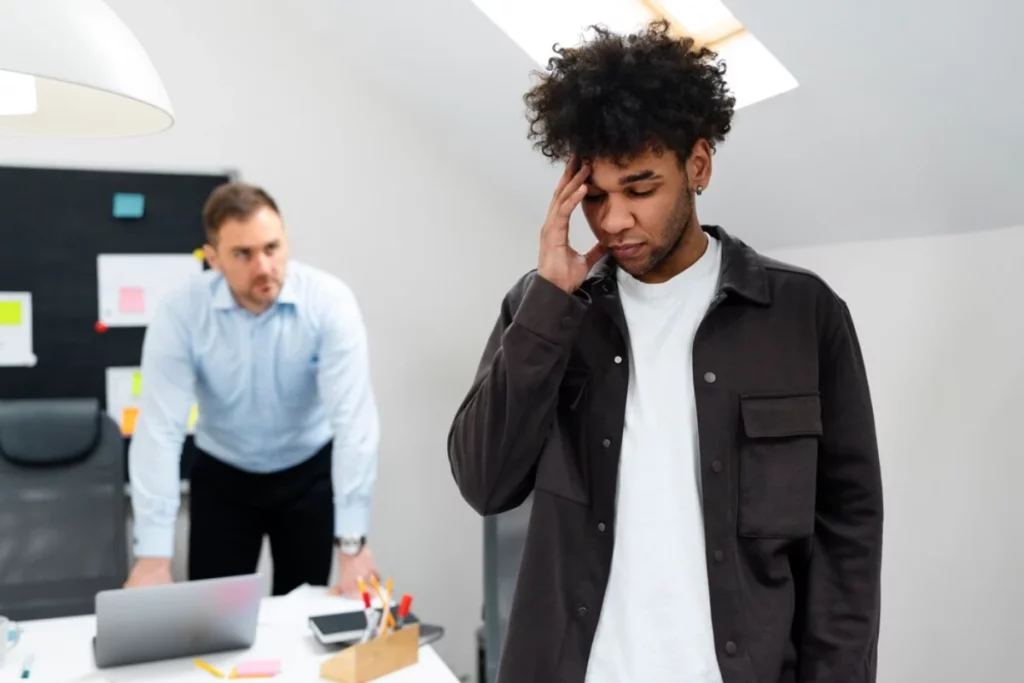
[
  {"left": 703, "top": 371, "right": 717, "bottom": 384},
  {"left": 725, "top": 641, "right": 738, "bottom": 655},
  {"left": 613, "top": 355, "right": 622, "bottom": 364},
  {"left": 602, "top": 438, "right": 611, "bottom": 448},
  {"left": 713, "top": 550, "right": 725, "bottom": 563},
  {"left": 597, "top": 522, "right": 606, "bottom": 532},
  {"left": 578, "top": 605, "right": 588, "bottom": 617},
  {"left": 711, "top": 460, "right": 723, "bottom": 473}
]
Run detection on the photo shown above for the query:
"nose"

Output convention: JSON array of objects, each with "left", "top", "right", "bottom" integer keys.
[
  {"left": 600, "top": 196, "right": 635, "bottom": 235},
  {"left": 252, "top": 252, "right": 273, "bottom": 276}
]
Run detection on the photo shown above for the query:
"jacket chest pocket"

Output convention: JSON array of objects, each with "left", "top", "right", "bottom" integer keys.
[{"left": 737, "top": 393, "right": 822, "bottom": 539}]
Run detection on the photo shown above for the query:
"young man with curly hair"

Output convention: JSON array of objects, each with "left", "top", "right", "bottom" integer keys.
[{"left": 448, "top": 20, "right": 883, "bottom": 683}]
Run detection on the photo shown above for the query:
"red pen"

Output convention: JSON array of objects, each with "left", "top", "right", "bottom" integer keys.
[{"left": 397, "top": 594, "right": 413, "bottom": 629}]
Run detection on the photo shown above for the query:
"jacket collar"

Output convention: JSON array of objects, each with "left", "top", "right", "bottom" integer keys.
[{"left": 586, "top": 225, "right": 770, "bottom": 306}]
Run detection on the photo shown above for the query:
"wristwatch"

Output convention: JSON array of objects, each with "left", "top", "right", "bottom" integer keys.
[{"left": 335, "top": 535, "right": 366, "bottom": 556}]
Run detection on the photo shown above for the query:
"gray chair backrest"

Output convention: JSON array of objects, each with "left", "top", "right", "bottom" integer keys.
[
  {"left": 482, "top": 496, "right": 533, "bottom": 683},
  {"left": 0, "top": 398, "right": 127, "bottom": 620}
]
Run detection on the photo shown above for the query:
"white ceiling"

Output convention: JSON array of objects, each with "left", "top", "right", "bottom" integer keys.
[{"left": 314, "top": 0, "right": 1024, "bottom": 249}]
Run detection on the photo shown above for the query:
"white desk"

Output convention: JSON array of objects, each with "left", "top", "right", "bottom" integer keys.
[{"left": 1, "top": 586, "right": 458, "bottom": 682}]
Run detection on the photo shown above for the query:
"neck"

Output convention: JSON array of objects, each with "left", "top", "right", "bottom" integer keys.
[{"left": 641, "top": 220, "right": 708, "bottom": 284}]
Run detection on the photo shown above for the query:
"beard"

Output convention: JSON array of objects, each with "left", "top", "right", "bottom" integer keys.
[{"left": 617, "top": 188, "right": 694, "bottom": 278}]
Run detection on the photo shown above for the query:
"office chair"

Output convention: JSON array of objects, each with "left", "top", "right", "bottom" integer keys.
[{"left": 0, "top": 398, "right": 127, "bottom": 620}]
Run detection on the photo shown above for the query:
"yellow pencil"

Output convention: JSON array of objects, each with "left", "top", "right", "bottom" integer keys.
[
  {"left": 194, "top": 658, "right": 225, "bottom": 678},
  {"left": 369, "top": 575, "right": 395, "bottom": 634}
]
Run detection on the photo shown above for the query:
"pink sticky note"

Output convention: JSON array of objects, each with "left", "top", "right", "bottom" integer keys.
[
  {"left": 234, "top": 659, "right": 281, "bottom": 677},
  {"left": 118, "top": 287, "right": 145, "bottom": 314}
]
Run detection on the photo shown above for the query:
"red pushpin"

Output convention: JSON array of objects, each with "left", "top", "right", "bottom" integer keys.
[{"left": 94, "top": 321, "right": 108, "bottom": 334}]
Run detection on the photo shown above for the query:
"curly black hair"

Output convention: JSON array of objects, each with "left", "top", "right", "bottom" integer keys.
[{"left": 523, "top": 19, "right": 736, "bottom": 165}]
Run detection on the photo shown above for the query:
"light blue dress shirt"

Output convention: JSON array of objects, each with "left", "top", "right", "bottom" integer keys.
[{"left": 128, "top": 260, "right": 380, "bottom": 558}]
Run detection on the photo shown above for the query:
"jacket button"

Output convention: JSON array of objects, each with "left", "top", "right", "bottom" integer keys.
[
  {"left": 713, "top": 550, "right": 724, "bottom": 563},
  {"left": 561, "top": 316, "right": 574, "bottom": 327},
  {"left": 725, "top": 641, "right": 738, "bottom": 655},
  {"left": 613, "top": 355, "right": 622, "bottom": 364},
  {"left": 703, "top": 371, "right": 717, "bottom": 383},
  {"left": 597, "top": 522, "right": 606, "bottom": 532},
  {"left": 602, "top": 438, "right": 611, "bottom": 448},
  {"left": 711, "top": 460, "right": 723, "bottom": 473},
  {"left": 578, "top": 605, "right": 588, "bottom": 616}
]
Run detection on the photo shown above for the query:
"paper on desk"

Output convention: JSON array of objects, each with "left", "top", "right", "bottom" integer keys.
[{"left": 0, "top": 292, "right": 36, "bottom": 367}]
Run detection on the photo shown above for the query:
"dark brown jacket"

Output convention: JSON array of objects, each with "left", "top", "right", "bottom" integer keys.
[{"left": 448, "top": 226, "right": 883, "bottom": 683}]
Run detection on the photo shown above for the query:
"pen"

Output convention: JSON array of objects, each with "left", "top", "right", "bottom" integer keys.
[
  {"left": 194, "top": 658, "right": 225, "bottom": 678},
  {"left": 357, "top": 580, "right": 377, "bottom": 643},
  {"left": 20, "top": 653, "right": 33, "bottom": 679},
  {"left": 397, "top": 594, "right": 413, "bottom": 629}
]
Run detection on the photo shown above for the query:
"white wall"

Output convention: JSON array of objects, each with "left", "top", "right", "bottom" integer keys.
[
  {"left": 2, "top": 1, "right": 545, "bottom": 678},
  {"left": 765, "top": 225, "right": 1024, "bottom": 683}
]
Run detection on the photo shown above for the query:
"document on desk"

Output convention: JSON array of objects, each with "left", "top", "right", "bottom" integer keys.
[
  {"left": 96, "top": 254, "right": 201, "bottom": 327},
  {"left": 0, "top": 292, "right": 36, "bottom": 367}
]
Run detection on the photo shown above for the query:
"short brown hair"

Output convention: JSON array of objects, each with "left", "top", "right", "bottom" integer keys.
[{"left": 202, "top": 181, "right": 279, "bottom": 243}]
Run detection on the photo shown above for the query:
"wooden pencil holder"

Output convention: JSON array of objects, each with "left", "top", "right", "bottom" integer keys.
[{"left": 320, "top": 623, "right": 420, "bottom": 682}]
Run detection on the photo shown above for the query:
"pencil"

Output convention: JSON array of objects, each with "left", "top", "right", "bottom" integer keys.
[
  {"left": 369, "top": 575, "right": 395, "bottom": 635},
  {"left": 194, "top": 658, "right": 225, "bottom": 678}
]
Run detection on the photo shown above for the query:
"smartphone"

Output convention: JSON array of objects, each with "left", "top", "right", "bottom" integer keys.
[{"left": 308, "top": 610, "right": 420, "bottom": 645}]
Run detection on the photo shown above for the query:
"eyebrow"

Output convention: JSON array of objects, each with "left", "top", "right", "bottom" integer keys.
[
  {"left": 619, "top": 170, "right": 661, "bottom": 185},
  {"left": 232, "top": 239, "right": 279, "bottom": 255}
]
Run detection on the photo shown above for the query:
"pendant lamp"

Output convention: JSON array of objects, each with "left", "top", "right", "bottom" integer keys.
[{"left": 0, "top": 0, "right": 174, "bottom": 137}]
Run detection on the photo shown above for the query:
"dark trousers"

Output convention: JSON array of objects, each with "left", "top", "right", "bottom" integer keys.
[{"left": 188, "top": 441, "right": 333, "bottom": 596}]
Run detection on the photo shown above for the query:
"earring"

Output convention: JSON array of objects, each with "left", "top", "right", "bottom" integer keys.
[{"left": 695, "top": 186, "right": 704, "bottom": 196}]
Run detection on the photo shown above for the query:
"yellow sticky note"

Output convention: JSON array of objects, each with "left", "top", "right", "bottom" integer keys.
[
  {"left": 188, "top": 404, "right": 199, "bottom": 430},
  {"left": 192, "top": 248, "right": 205, "bottom": 261},
  {"left": 132, "top": 371, "right": 142, "bottom": 397},
  {"left": 121, "top": 407, "right": 139, "bottom": 436},
  {"left": 0, "top": 301, "right": 22, "bottom": 325}
]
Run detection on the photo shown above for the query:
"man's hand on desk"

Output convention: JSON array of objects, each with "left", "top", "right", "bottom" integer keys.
[
  {"left": 124, "top": 557, "right": 173, "bottom": 588},
  {"left": 331, "top": 546, "right": 378, "bottom": 599}
]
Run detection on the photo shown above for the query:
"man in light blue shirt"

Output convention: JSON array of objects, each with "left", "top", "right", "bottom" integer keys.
[{"left": 125, "top": 182, "right": 380, "bottom": 597}]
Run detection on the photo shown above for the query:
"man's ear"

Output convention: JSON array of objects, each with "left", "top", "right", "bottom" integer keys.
[
  {"left": 686, "top": 138, "right": 713, "bottom": 193},
  {"left": 203, "top": 243, "right": 219, "bottom": 271}
]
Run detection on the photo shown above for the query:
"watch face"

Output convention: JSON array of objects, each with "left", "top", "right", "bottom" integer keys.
[{"left": 339, "top": 537, "right": 363, "bottom": 555}]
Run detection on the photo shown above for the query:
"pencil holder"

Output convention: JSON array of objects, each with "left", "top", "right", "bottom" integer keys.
[{"left": 319, "top": 623, "right": 420, "bottom": 682}]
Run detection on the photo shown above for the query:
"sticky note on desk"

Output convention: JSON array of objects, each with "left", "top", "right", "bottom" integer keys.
[
  {"left": 113, "top": 192, "right": 145, "bottom": 219},
  {"left": 233, "top": 659, "right": 281, "bottom": 677},
  {"left": 132, "top": 371, "right": 142, "bottom": 397},
  {"left": 0, "top": 301, "right": 21, "bottom": 325}
]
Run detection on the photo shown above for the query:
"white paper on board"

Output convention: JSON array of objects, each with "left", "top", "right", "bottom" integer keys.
[
  {"left": 0, "top": 291, "right": 36, "bottom": 367},
  {"left": 97, "top": 254, "right": 202, "bottom": 327},
  {"left": 105, "top": 366, "right": 198, "bottom": 436}
]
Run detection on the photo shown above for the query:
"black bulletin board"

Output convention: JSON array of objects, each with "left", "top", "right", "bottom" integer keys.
[{"left": 0, "top": 164, "right": 232, "bottom": 480}]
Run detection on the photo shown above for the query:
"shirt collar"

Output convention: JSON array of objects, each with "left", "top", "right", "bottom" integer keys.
[{"left": 211, "top": 272, "right": 299, "bottom": 310}]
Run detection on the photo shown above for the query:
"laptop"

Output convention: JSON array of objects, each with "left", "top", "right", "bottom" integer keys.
[{"left": 93, "top": 574, "right": 262, "bottom": 668}]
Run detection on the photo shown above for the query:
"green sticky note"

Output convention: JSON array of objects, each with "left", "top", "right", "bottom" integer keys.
[
  {"left": 113, "top": 193, "right": 145, "bottom": 219},
  {"left": 0, "top": 301, "right": 22, "bottom": 325},
  {"left": 132, "top": 371, "right": 142, "bottom": 396}
]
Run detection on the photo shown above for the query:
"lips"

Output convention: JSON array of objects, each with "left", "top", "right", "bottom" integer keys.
[{"left": 610, "top": 243, "right": 644, "bottom": 258}]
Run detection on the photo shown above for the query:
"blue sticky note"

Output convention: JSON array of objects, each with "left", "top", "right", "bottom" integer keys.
[{"left": 112, "top": 193, "right": 145, "bottom": 219}]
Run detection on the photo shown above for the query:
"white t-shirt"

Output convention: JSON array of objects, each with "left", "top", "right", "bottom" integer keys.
[{"left": 585, "top": 234, "right": 724, "bottom": 683}]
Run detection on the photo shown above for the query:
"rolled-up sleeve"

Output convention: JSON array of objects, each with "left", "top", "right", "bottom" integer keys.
[
  {"left": 128, "top": 296, "right": 196, "bottom": 558},
  {"left": 316, "top": 285, "right": 380, "bottom": 538}
]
